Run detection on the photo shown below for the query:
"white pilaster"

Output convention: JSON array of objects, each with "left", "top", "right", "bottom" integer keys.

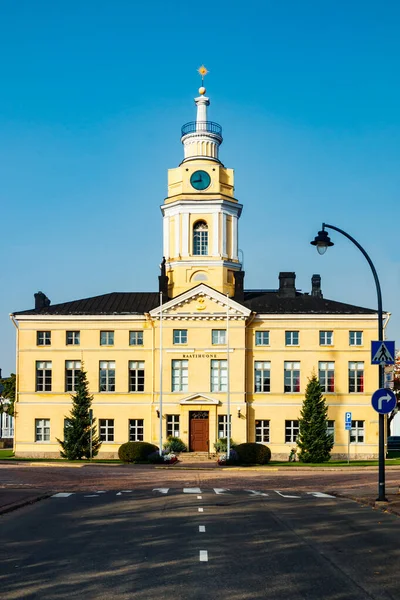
[
  {"left": 182, "top": 213, "right": 189, "bottom": 256},
  {"left": 222, "top": 213, "right": 227, "bottom": 257},
  {"left": 163, "top": 216, "right": 170, "bottom": 259},
  {"left": 175, "top": 214, "right": 180, "bottom": 258},
  {"left": 212, "top": 212, "right": 219, "bottom": 256},
  {"left": 232, "top": 215, "right": 238, "bottom": 260}
]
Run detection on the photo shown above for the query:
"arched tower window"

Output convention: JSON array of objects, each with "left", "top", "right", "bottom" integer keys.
[{"left": 193, "top": 221, "right": 208, "bottom": 256}]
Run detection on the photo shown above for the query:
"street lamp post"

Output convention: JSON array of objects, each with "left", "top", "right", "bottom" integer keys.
[{"left": 311, "top": 222, "right": 386, "bottom": 502}]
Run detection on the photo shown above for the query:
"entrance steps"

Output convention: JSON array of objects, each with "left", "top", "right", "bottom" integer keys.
[{"left": 177, "top": 452, "right": 216, "bottom": 463}]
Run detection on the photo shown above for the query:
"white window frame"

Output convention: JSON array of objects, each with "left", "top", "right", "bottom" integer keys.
[
  {"left": 212, "top": 329, "right": 227, "bottom": 345},
  {"left": 129, "top": 361, "right": 145, "bottom": 392},
  {"left": 349, "top": 361, "right": 364, "bottom": 393},
  {"left": 100, "top": 331, "right": 114, "bottom": 346},
  {"left": 319, "top": 330, "right": 333, "bottom": 346},
  {"left": 129, "top": 331, "right": 144, "bottom": 346},
  {"left": 193, "top": 221, "right": 208, "bottom": 256},
  {"left": 211, "top": 360, "right": 228, "bottom": 392},
  {"left": 284, "top": 361, "right": 300, "bottom": 393},
  {"left": 319, "top": 361, "right": 335, "bottom": 393},
  {"left": 66, "top": 331, "right": 80, "bottom": 345},
  {"left": 255, "top": 419, "right": 270, "bottom": 443},
  {"left": 285, "top": 331, "right": 299, "bottom": 346},
  {"left": 99, "top": 361, "right": 116, "bottom": 392},
  {"left": 327, "top": 420, "right": 335, "bottom": 442},
  {"left": 99, "top": 419, "right": 114, "bottom": 442},
  {"left": 35, "top": 418, "right": 50, "bottom": 442},
  {"left": 255, "top": 331, "right": 270, "bottom": 346},
  {"left": 254, "top": 361, "right": 271, "bottom": 393},
  {"left": 65, "top": 360, "right": 81, "bottom": 392},
  {"left": 350, "top": 420, "right": 365, "bottom": 443},
  {"left": 218, "top": 415, "right": 231, "bottom": 439},
  {"left": 285, "top": 420, "right": 299, "bottom": 443},
  {"left": 349, "top": 331, "right": 363, "bottom": 346},
  {"left": 129, "top": 419, "right": 144, "bottom": 441},
  {"left": 171, "top": 360, "right": 188, "bottom": 392},
  {"left": 36, "top": 361, "right": 52, "bottom": 392},
  {"left": 173, "top": 329, "right": 188, "bottom": 345},
  {"left": 166, "top": 415, "right": 180, "bottom": 438},
  {"left": 37, "top": 331, "right": 51, "bottom": 346}
]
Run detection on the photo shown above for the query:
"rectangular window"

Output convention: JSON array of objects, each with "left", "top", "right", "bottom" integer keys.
[
  {"left": 255, "top": 331, "right": 270, "bottom": 346},
  {"left": 167, "top": 415, "right": 180, "bottom": 438},
  {"left": 173, "top": 329, "right": 188, "bottom": 345},
  {"left": 350, "top": 420, "right": 365, "bottom": 443},
  {"left": 285, "top": 331, "right": 299, "bottom": 346},
  {"left": 36, "top": 361, "right": 52, "bottom": 392},
  {"left": 285, "top": 420, "right": 299, "bottom": 443},
  {"left": 171, "top": 360, "right": 188, "bottom": 392},
  {"left": 99, "top": 361, "right": 116, "bottom": 392},
  {"left": 129, "top": 361, "right": 145, "bottom": 392},
  {"left": 255, "top": 419, "right": 270, "bottom": 443},
  {"left": 211, "top": 360, "right": 228, "bottom": 392},
  {"left": 37, "top": 331, "right": 51, "bottom": 346},
  {"left": 66, "top": 331, "right": 80, "bottom": 345},
  {"left": 319, "top": 361, "right": 335, "bottom": 393},
  {"left": 349, "top": 361, "right": 364, "bottom": 393},
  {"left": 129, "top": 419, "right": 144, "bottom": 442},
  {"left": 212, "top": 329, "right": 227, "bottom": 345},
  {"left": 35, "top": 418, "right": 50, "bottom": 442},
  {"left": 254, "top": 361, "right": 271, "bottom": 393},
  {"left": 319, "top": 331, "right": 333, "bottom": 346},
  {"left": 284, "top": 361, "right": 300, "bottom": 393},
  {"left": 65, "top": 360, "right": 81, "bottom": 392},
  {"left": 327, "top": 420, "right": 335, "bottom": 442},
  {"left": 100, "top": 331, "right": 114, "bottom": 346},
  {"left": 349, "top": 331, "right": 363, "bottom": 346},
  {"left": 218, "top": 415, "right": 231, "bottom": 439},
  {"left": 99, "top": 419, "right": 114, "bottom": 442},
  {"left": 129, "top": 331, "right": 144, "bottom": 346}
]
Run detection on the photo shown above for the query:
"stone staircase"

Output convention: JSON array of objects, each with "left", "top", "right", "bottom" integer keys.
[{"left": 177, "top": 452, "right": 216, "bottom": 463}]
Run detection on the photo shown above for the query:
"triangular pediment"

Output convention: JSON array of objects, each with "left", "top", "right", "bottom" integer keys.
[
  {"left": 149, "top": 284, "right": 251, "bottom": 319},
  {"left": 179, "top": 393, "right": 220, "bottom": 405}
]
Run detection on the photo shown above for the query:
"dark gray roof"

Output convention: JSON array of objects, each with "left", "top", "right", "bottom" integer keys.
[{"left": 13, "top": 289, "right": 377, "bottom": 316}]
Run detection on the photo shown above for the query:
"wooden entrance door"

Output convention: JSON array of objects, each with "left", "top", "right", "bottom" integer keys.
[{"left": 189, "top": 411, "right": 209, "bottom": 452}]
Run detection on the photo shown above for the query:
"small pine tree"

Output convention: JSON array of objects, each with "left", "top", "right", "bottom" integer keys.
[
  {"left": 57, "top": 368, "right": 101, "bottom": 460},
  {"left": 297, "top": 373, "right": 333, "bottom": 463}
]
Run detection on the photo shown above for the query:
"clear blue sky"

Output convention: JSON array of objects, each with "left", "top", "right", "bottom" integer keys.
[{"left": 1, "top": 0, "right": 399, "bottom": 375}]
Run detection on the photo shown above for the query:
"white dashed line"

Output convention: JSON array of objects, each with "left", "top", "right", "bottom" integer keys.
[
  {"left": 96, "top": 491, "right": 106, "bottom": 494},
  {"left": 307, "top": 492, "right": 336, "bottom": 499},
  {"left": 116, "top": 492, "right": 122, "bottom": 496},
  {"left": 52, "top": 493, "right": 73, "bottom": 498},
  {"left": 199, "top": 551, "right": 208, "bottom": 562},
  {"left": 199, "top": 526, "right": 206, "bottom": 533},
  {"left": 197, "top": 496, "right": 202, "bottom": 499},
  {"left": 198, "top": 507, "right": 204, "bottom": 512},
  {"left": 183, "top": 487, "right": 202, "bottom": 494},
  {"left": 274, "top": 491, "right": 300, "bottom": 498},
  {"left": 84, "top": 495, "right": 99, "bottom": 498},
  {"left": 153, "top": 488, "right": 169, "bottom": 494}
]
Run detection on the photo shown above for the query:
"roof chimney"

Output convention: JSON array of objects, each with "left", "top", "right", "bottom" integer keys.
[
  {"left": 278, "top": 272, "right": 296, "bottom": 298},
  {"left": 34, "top": 291, "right": 51, "bottom": 310},
  {"left": 233, "top": 270, "right": 245, "bottom": 302},
  {"left": 311, "top": 274, "right": 323, "bottom": 298}
]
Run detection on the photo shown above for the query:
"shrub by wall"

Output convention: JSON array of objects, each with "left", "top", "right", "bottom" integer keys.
[
  {"left": 118, "top": 441, "right": 159, "bottom": 463},
  {"left": 163, "top": 436, "right": 187, "bottom": 453},
  {"left": 235, "top": 443, "right": 271, "bottom": 465}
]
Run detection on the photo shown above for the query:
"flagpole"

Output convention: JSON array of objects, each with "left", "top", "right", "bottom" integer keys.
[
  {"left": 159, "top": 292, "right": 163, "bottom": 456},
  {"left": 226, "top": 294, "right": 230, "bottom": 458}
]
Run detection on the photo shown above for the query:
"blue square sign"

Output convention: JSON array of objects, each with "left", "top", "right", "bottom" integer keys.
[{"left": 371, "top": 341, "right": 395, "bottom": 365}]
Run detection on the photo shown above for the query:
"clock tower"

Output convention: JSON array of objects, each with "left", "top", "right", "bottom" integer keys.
[{"left": 161, "top": 79, "right": 243, "bottom": 298}]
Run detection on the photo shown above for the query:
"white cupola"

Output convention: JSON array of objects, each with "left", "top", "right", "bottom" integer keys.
[{"left": 180, "top": 86, "right": 223, "bottom": 163}]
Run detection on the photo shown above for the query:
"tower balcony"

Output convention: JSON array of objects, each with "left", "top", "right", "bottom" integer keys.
[{"left": 181, "top": 121, "right": 222, "bottom": 139}]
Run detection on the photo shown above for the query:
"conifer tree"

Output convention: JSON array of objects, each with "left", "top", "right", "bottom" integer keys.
[
  {"left": 297, "top": 373, "right": 333, "bottom": 463},
  {"left": 57, "top": 368, "right": 101, "bottom": 460}
]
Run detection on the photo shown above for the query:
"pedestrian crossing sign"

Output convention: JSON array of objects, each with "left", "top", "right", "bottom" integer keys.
[{"left": 371, "top": 341, "right": 395, "bottom": 365}]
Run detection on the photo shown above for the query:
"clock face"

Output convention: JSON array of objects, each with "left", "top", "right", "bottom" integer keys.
[{"left": 190, "top": 170, "right": 211, "bottom": 190}]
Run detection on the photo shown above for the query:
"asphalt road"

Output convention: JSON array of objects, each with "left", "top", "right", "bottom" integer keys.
[{"left": 0, "top": 488, "right": 399, "bottom": 600}]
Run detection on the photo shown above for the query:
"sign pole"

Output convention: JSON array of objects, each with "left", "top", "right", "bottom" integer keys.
[{"left": 347, "top": 430, "right": 350, "bottom": 465}]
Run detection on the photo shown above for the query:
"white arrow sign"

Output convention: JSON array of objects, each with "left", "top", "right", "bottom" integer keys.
[{"left": 378, "top": 393, "right": 393, "bottom": 410}]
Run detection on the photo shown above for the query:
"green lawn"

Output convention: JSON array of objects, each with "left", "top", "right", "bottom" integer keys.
[
  {"left": 269, "top": 459, "right": 400, "bottom": 467},
  {"left": 0, "top": 449, "right": 14, "bottom": 458}
]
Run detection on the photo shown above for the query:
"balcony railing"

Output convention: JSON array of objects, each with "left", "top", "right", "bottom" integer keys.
[{"left": 181, "top": 121, "right": 222, "bottom": 137}]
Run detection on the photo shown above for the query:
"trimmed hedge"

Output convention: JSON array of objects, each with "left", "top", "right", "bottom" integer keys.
[
  {"left": 235, "top": 443, "right": 271, "bottom": 465},
  {"left": 118, "top": 441, "right": 159, "bottom": 463}
]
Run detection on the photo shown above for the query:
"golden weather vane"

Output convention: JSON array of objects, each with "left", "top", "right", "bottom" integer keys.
[{"left": 197, "top": 65, "right": 209, "bottom": 95}]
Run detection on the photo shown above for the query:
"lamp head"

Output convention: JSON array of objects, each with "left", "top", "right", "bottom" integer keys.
[{"left": 310, "top": 229, "right": 334, "bottom": 255}]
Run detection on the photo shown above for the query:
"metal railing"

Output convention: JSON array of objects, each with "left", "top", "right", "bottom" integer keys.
[{"left": 181, "top": 121, "right": 222, "bottom": 137}]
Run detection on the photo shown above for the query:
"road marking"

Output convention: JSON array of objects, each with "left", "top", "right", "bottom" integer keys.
[
  {"left": 121, "top": 490, "right": 133, "bottom": 493},
  {"left": 214, "top": 488, "right": 230, "bottom": 495},
  {"left": 52, "top": 493, "right": 73, "bottom": 498},
  {"left": 199, "top": 526, "right": 206, "bottom": 532},
  {"left": 116, "top": 492, "right": 122, "bottom": 496},
  {"left": 96, "top": 491, "right": 106, "bottom": 494},
  {"left": 153, "top": 488, "right": 169, "bottom": 494},
  {"left": 307, "top": 492, "right": 336, "bottom": 499},
  {"left": 198, "top": 507, "right": 204, "bottom": 512},
  {"left": 84, "top": 495, "right": 99, "bottom": 498},
  {"left": 197, "top": 495, "right": 202, "bottom": 499},
  {"left": 245, "top": 490, "right": 269, "bottom": 497},
  {"left": 199, "top": 551, "right": 208, "bottom": 562},
  {"left": 183, "top": 487, "right": 201, "bottom": 494},
  {"left": 274, "top": 491, "right": 300, "bottom": 498}
]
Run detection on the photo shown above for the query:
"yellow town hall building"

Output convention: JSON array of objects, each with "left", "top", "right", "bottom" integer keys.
[{"left": 11, "top": 83, "right": 386, "bottom": 459}]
